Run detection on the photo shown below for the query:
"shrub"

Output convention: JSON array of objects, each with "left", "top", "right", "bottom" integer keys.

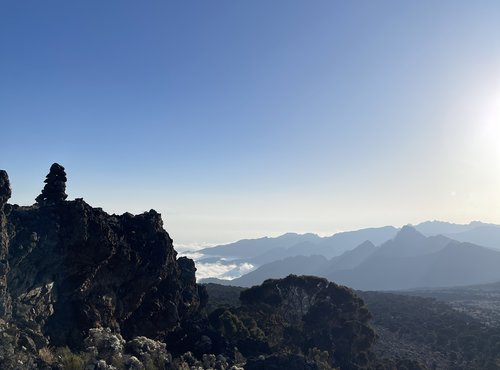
[{"left": 54, "top": 347, "right": 85, "bottom": 370}]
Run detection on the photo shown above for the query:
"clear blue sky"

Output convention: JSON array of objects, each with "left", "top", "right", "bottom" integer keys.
[{"left": 2, "top": 1, "right": 500, "bottom": 246}]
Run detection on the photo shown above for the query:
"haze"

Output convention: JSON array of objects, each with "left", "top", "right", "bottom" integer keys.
[{"left": 2, "top": 1, "right": 500, "bottom": 246}]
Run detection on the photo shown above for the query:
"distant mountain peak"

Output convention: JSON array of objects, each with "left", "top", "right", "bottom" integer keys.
[
  {"left": 469, "top": 220, "right": 496, "bottom": 227},
  {"left": 357, "top": 240, "right": 376, "bottom": 249},
  {"left": 395, "top": 225, "right": 425, "bottom": 241},
  {"left": 278, "top": 232, "right": 319, "bottom": 239}
]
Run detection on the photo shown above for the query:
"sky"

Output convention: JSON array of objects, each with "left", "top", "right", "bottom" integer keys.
[{"left": 2, "top": 1, "right": 500, "bottom": 247}]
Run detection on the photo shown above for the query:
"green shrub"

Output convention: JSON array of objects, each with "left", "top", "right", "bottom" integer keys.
[{"left": 54, "top": 347, "right": 85, "bottom": 370}]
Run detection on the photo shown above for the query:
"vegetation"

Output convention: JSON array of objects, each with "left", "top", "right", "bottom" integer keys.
[
  {"left": 203, "top": 283, "right": 244, "bottom": 312},
  {"left": 204, "top": 281, "right": 500, "bottom": 369},
  {"left": 207, "top": 275, "right": 391, "bottom": 369},
  {"left": 361, "top": 291, "right": 500, "bottom": 369}
]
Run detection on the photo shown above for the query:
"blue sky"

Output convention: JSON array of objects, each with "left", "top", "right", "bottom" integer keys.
[{"left": 2, "top": 1, "right": 500, "bottom": 245}]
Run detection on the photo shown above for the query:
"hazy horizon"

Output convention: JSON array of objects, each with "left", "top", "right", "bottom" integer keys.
[{"left": 3, "top": 1, "right": 500, "bottom": 245}]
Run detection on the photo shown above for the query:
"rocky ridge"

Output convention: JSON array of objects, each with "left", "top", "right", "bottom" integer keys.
[
  {"left": 0, "top": 164, "right": 206, "bottom": 368},
  {"left": 0, "top": 164, "right": 428, "bottom": 370}
]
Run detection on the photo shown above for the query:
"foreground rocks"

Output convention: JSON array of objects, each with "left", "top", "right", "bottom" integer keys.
[
  {"left": 0, "top": 164, "right": 207, "bottom": 367},
  {"left": 0, "top": 164, "right": 427, "bottom": 369}
]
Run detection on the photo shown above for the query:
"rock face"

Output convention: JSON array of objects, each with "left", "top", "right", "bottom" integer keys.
[
  {"left": 0, "top": 170, "right": 11, "bottom": 208},
  {"left": 0, "top": 164, "right": 204, "bottom": 349},
  {"left": 0, "top": 170, "right": 12, "bottom": 317}
]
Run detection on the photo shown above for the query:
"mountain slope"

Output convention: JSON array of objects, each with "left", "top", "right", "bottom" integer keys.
[
  {"left": 208, "top": 240, "right": 377, "bottom": 288},
  {"left": 220, "top": 255, "right": 329, "bottom": 287},
  {"left": 444, "top": 225, "right": 500, "bottom": 250},
  {"left": 374, "top": 225, "right": 451, "bottom": 257},
  {"left": 414, "top": 220, "right": 494, "bottom": 235},
  {"left": 289, "top": 226, "right": 398, "bottom": 258},
  {"left": 318, "top": 240, "right": 376, "bottom": 273},
  {"left": 328, "top": 228, "right": 500, "bottom": 290},
  {"left": 199, "top": 226, "right": 398, "bottom": 262},
  {"left": 225, "top": 226, "right": 500, "bottom": 291},
  {"left": 199, "top": 232, "right": 322, "bottom": 258}
]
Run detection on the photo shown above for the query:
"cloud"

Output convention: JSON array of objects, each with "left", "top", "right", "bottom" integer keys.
[
  {"left": 195, "top": 261, "right": 238, "bottom": 280},
  {"left": 193, "top": 259, "right": 255, "bottom": 281},
  {"left": 178, "top": 247, "right": 256, "bottom": 281},
  {"left": 175, "top": 242, "right": 215, "bottom": 253},
  {"left": 178, "top": 251, "right": 204, "bottom": 260},
  {"left": 221, "top": 262, "right": 255, "bottom": 279}
]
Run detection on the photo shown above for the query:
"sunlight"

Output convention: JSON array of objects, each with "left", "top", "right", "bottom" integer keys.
[{"left": 472, "top": 84, "right": 500, "bottom": 165}]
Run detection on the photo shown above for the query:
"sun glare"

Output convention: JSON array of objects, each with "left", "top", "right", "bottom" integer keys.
[{"left": 472, "top": 84, "right": 500, "bottom": 165}]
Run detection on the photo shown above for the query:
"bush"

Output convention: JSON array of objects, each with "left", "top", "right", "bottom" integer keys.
[{"left": 54, "top": 347, "right": 85, "bottom": 370}]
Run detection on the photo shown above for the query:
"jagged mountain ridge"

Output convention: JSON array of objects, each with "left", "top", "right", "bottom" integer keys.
[
  {"left": 2, "top": 164, "right": 408, "bottom": 370},
  {"left": 196, "top": 226, "right": 399, "bottom": 275},
  {"left": 3, "top": 164, "right": 497, "bottom": 369},
  {"left": 207, "top": 241, "right": 376, "bottom": 287},
  {"left": 0, "top": 165, "right": 204, "bottom": 350},
  {"left": 196, "top": 221, "right": 500, "bottom": 280},
  {"left": 326, "top": 228, "right": 500, "bottom": 290},
  {"left": 209, "top": 226, "right": 500, "bottom": 290},
  {"left": 198, "top": 232, "right": 323, "bottom": 259}
]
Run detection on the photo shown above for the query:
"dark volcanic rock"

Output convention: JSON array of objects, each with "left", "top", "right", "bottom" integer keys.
[
  {"left": 0, "top": 170, "right": 12, "bottom": 317},
  {"left": 0, "top": 170, "right": 11, "bottom": 209},
  {"left": 0, "top": 164, "right": 428, "bottom": 370},
  {"left": 35, "top": 163, "right": 68, "bottom": 204},
  {"left": 1, "top": 164, "right": 203, "bottom": 350}
]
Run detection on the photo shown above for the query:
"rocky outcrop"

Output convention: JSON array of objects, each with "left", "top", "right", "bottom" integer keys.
[
  {"left": 0, "top": 164, "right": 205, "bottom": 351},
  {"left": 0, "top": 164, "right": 425, "bottom": 369},
  {"left": 0, "top": 170, "right": 12, "bottom": 317},
  {"left": 237, "top": 275, "right": 375, "bottom": 369},
  {"left": 0, "top": 170, "right": 11, "bottom": 208},
  {"left": 205, "top": 275, "right": 376, "bottom": 370}
]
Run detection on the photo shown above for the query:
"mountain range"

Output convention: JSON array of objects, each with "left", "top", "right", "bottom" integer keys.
[
  {"left": 200, "top": 224, "right": 500, "bottom": 290},
  {"left": 198, "top": 221, "right": 500, "bottom": 261},
  {"left": 198, "top": 225, "right": 398, "bottom": 265}
]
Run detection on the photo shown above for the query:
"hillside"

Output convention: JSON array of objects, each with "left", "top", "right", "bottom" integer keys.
[
  {"left": 360, "top": 291, "right": 500, "bottom": 369},
  {"left": 204, "top": 283, "right": 500, "bottom": 369}
]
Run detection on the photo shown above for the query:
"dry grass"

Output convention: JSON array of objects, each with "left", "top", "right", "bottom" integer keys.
[{"left": 38, "top": 347, "right": 55, "bottom": 365}]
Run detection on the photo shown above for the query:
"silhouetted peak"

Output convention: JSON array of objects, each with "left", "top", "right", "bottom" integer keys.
[
  {"left": 394, "top": 225, "right": 425, "bottom": 242},
  {"left": 278, "top": 232, "right": 300, "bottom": 239},
  {"left": 278, "top": 232, "right": 318, "bottom": 240},
  {"left": 357, "top": 240, "right": 376, "bottom": 249},
  {"left": 469, "top": 220, "right": 492, "bottom": 227}
]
